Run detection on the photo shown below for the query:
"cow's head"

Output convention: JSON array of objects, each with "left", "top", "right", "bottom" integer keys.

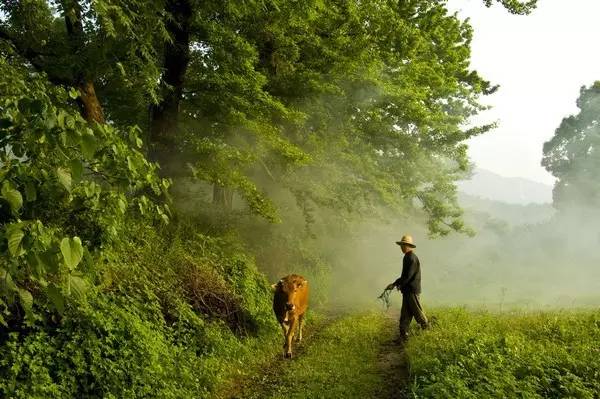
[{"left": 273, "top": 275, "right": 307, "bottom": 316}]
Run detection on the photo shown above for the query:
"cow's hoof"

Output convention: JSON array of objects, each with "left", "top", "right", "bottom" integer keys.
[{"left": 284, "top": 352, "right": 292, "bottom": 359}]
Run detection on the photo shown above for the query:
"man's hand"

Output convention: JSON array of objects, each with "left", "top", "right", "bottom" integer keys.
[{"left": 386, "top": 283, "right": 396, "bottom": 291}]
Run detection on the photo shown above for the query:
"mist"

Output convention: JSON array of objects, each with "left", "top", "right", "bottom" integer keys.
[
  {"left": 170, "top": 75, "right": 600, "bottom": 314},
  {"left": 322, "top": 201, "right": 600, "bottom": 311}
]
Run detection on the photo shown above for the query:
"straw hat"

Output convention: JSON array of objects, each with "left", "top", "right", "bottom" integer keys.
[{"left": 395, "top": 235, "right": 416, "bottom": 248}]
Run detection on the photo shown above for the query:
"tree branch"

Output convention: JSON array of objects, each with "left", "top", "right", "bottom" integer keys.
[{"left": 0, "top": 25, "right": 71, "bottom": 86}]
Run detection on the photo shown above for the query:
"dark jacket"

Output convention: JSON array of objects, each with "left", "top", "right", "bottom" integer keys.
[{"left": 393, "top": 251, "right": 421, "bottom": 294}]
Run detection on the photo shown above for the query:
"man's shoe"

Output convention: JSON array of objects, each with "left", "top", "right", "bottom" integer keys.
[{"left": 393, "top": 332, "right": 409, "bottom": 345}]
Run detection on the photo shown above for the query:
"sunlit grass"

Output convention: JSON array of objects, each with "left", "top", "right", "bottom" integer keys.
[
  {"left": 244, "top": 312, "right": 396, "bottom": 399},
  {"left": 406, "top": 307, "right": 600, "bottom": 398}
]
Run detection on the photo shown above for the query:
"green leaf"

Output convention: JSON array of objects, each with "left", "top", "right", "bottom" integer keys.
[
  {"left": 68, "top": 275, "right": 87, "bottom": 299},
  {"left": 116, "top": 62, "right": 126, "bottom": 77},
  {"left": 60, "top": 237, "right": 83, "bottom": 270},
  {"left": 81, "top": 133, "right": 97, "bottom": 159},
  {"left": 127, "top": 156, "right": 135, "bottom": 172},
  {"left": 118, "top": 198, "right": 126, "bottom": 214},
  {"left": 26, "top": 252, "right": 44, "bottom": 279},
  {"left": 56, "top": 167, "right": 72, "bottom": 192},
  {"left": 68, "top": 87, "right": 79, "bottom": 99},
  {"left": 59, "top": 131, "right": 68, "bottom": 146},
  {"left": 65, "top": 115, "right": 76, "bottom": 129},
  {"left": 1, "top": 182, "right": 23, "bottom": 213},
  {"left": 37, "top": 252, "right": 59, "bottom": 274},
  {"left": 47, "top": 284, "right": 65, "bottom": 313},
  {"left": 24, "top": 182, "right": 37, "bottom": 202},
  {"left": 18, "top": 288, "right": 33, "bottom": 312},
  {"left": 57, "top": 110, "right": 66, "bottom": 128},
  {"left": 44, "top": 114, "right": 56, "bottom": 130},
  {"left": 70, "top": 160, "right": 83, "bottom": 182},
  {"left": 6, "top": 226, "right": 25, "bottom": 257},
  {"left": 0, "top": 268, "right": 17, "bottom": 292}
]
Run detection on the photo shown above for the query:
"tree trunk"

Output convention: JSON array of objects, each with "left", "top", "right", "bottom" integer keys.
[
  {"left": 62, "top": 0, "right": 105, "bottom": 124},
  {"left": 78, "top": 80, "right": 105, "bottom": 123},
  {"left": 149, "top": 0, "right": 193, "bottom": 168}
]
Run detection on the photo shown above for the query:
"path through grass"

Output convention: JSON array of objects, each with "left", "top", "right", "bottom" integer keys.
[
  {"left": 222, "top": 311, "right": 407, "bottom": 399},
  {"left": 219, "top": 307, "right": 600, "bottom": 398}
]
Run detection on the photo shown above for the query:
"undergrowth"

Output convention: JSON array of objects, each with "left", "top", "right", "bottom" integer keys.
[{"left": 0, "top": 221, "right": 280, "bottom": 398}]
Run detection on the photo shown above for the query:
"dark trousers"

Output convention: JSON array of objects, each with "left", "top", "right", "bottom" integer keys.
[{"left": 399, "top": 292, "right": 428, "bottom": 335}]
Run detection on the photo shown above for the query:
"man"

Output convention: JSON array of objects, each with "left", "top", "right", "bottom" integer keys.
[{"left": 386, "top": 234, "right": 428, "bottom": 341}]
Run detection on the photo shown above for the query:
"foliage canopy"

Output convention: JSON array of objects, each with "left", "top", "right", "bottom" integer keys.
[{"left": 542, "top": 83, "right": 600, "bottom": 211}]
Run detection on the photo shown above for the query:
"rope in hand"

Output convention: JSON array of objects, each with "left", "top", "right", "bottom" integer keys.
[{"left": 377, "top": 287, "right": 393, "bottom": 310}]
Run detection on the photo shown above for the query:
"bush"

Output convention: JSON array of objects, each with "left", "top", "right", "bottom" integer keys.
[
  {"left": 0, "top": 54, "right": 169, "bottom": 326},
  {"left": 0, "top": 221, "right": 279, "bottom": 398}
]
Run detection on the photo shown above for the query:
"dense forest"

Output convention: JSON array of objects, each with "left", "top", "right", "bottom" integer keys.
[{"left": 3, "top": 0, "right": 600, "bottom": 398}]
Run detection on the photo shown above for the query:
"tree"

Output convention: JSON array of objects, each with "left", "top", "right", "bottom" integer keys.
[
  {"left": 0, "top": 0, "right": 165, "bottom": 123},
  {"left": 436, "top": 0, "right": 538, "bottom": 14},
  {"left": 149, "top": 0, "right": 193, "bottom": 165},
  {"left": 542, "top": 82, "right": 600, "bottom": 211},
  {"left": 235, "top": 0, "right": 494, "bottom": 235},
  {"left": 1, "top": 0, "right": 536, "bottom": 236},
  {"left": 483, "top": 0, "right": 537, "bottom": 14}
]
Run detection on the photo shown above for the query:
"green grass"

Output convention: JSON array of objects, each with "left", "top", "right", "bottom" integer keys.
[
  {"left": 240, "top": 312, "right": 398, "bottom": 399},
  {"left": 405, "top": 307, "right": 600, "bottom": 398}
]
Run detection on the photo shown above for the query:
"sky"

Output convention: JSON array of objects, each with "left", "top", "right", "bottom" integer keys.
[{"left": 446, "top": 0, "right": 600, "bottom": 185}]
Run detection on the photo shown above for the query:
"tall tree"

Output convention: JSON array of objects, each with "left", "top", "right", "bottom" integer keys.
[
  {"left": 0, "top": 0, "right": 164, "bottom": 124},
  {"left": 149, "top": 0, "right": 193, "bottom": 166},
  {"left": 235, "top": 0, "right": 495, "bottom": 235},
  {"left": 542, "top": 82, "right": 600, "bottom": 211},
  {"left": 1, "top": 0, "right": 537, "bottom": 234}
]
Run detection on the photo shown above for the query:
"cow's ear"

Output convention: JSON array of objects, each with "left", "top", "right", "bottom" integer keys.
[{"left": 270, "top": 283, "right": 278, "bottom": 291}]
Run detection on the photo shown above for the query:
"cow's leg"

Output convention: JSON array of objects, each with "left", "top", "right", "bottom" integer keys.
[
  {"left": 284, "top": 317, "right": 297, "bottom": 358},
  {"left": 296, "top": 313, "right": 305, "bottom": 342},
  {"left": 281, "top": 322, "right": 290, "bottom": 350}
]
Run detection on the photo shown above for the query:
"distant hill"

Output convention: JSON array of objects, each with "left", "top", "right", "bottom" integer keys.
[
  {"left": 458, "top": 193, "right": 555, "bottom": 227},
  {"left": 457, "top": 168, "right": 553, "bottom": 205}
]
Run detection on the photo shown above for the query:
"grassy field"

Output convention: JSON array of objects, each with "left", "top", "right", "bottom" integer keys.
[
  {"left": 226, "top": 312, "right": 405, "bottom": 399},
  {"left": 220, "top": 307, "right": 600, "bottom": 398},
  {"left": 405, "top": 308, "right": 600, "bottom": 398}
]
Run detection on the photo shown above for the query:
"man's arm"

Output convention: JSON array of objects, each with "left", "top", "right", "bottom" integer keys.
[{"left": 393, "top": 255, "right": 418, "bottom": 290}]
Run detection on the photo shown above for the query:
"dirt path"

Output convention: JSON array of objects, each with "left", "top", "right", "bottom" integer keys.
[
  {"left": 376, "top": 312, "right": 411, "bottom": 398},
  {"left": 216, "top": 311, "right": 409, "bottom": 399},
  {"left": 216, "top": 311, "right": 341, "bottom": 399}
]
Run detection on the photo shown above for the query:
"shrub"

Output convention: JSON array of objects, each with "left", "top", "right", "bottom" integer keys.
[{"left": 0, "top": 221, "right": 279, "bottom": 398}]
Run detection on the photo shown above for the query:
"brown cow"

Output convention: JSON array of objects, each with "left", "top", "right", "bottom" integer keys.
[{"left": 272, "top": 274, "right": 309, "bottom": 358}]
